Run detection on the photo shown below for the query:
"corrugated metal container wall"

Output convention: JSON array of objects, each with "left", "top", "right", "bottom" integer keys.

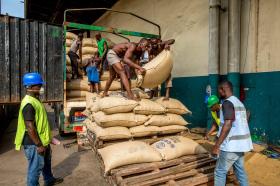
[{"left": 0, "top": 15, "right": 63, "bottom": 104}]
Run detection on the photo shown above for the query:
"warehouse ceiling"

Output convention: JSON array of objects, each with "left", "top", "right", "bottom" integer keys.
[{"left": 26, "top": 0, "right": 118, "bottom": 25}]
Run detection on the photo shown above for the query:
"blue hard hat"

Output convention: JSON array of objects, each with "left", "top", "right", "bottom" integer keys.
[{"left": 23, "top": 72, "right": 45, "bottom": 87}]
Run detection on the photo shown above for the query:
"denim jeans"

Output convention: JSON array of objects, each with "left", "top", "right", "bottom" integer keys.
[
  {"left": 214, "top": 151, "right": 248, "bottom": 186},
  {"left": 23, "top": 145, "right": 55, "bottom": 186}
]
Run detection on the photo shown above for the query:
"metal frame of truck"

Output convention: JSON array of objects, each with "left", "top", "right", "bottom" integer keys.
[{"left": 59, "top": 8, "right": 161, "bottom": 134}]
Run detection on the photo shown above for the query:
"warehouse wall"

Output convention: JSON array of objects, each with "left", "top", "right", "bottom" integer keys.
[{"left": 94, "top": 0, "right": 280, "bottom": 144}]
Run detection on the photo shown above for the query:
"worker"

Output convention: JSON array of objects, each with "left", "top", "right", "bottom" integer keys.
[
  {"left": 148, "top": 38, "right": 175, "bottom": 100},
  {"left": 102, "top": 39, "right": 147, "bottom": 100},
  {"left": 86, "top": 53, "right": 101, "bottom": 94},
  {"left": 213, "top": 80, "right": 253, "bottom": 186},
  {"left": 205, "top": 95, "right": 221, "bottom": 140},
  {"left": 95, "top": 32, "right": 108, "bottom": 73},
  {"left": 68, "top": 33, "right": 83, "bottom": 79},
  {"left": 14, "top": 73, "right": 63, "bottom": 186}
]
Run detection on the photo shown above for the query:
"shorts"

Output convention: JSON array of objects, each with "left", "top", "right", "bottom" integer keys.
[
  {"left": 165, "top": 74, "right": 173, "bottom": 88},
  {"left": 106, "top": 49, "right": 121, "bottom": 66}
]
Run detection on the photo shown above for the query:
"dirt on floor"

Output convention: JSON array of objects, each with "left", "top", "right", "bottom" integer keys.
[{"left": 0, "top": 113, "right": 109, "bottom": 186}]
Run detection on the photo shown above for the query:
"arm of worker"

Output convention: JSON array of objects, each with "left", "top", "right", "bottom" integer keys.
[
  {"left": 123, "top": 44, "right": 145, "bottom": 73},
  {"left": 162, "top": 39, "right": 175, "bottom": 50},
  {"left": 205, "top": 123, "right": 218, "bottom": 140},
  {"left": 23, "top": 104, "right": 46, "bottom": 155},
  {"left": 212, "top": 101, "right": 235, "bottom": 155},
  {"left": 100, "top": 42, "right": 108, "bottom": 59}
]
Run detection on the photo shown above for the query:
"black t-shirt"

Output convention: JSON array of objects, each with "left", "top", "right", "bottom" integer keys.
[
  {"left": 22, "top": 104, "right": 36, "bottom": 145},
  {"left": 222, "top": 100, "right": 235, "bottom": 120}
]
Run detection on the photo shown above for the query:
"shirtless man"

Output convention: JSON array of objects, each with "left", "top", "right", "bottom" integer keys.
[
  {"left": 103, "top": 39, "right": 148, "bottom": 100},
  {"left": 149, "top": 38, "right": 175, "bottom": 100}
]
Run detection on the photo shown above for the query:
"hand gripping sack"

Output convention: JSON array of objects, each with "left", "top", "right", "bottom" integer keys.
[
  {"left": 99, "top": 97, "right": 138, "bottom": 114},
  {"left": 133, "top": 99, "right": 166, "bottom": 115},
  {"left": 137, "top": 50, "right": 173, "bottom": 88},
  {"left": 144, "top": 113, "right": 189, "bottom": 126},
  {"left": 93, "top": 111, "right": 148, "bottom": 127},
  {"left": 155, "top": 97, "right": 192, "bottom": 115},
  {"left": 98, "top": 141, "right": 162, "bottom": 172},
  {"left": 152, "top": 136, "right": 207, "bottom": 160}
]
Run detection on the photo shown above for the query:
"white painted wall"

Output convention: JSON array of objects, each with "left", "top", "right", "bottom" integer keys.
[{"left": 93, "top": 0, "right": 280, "bottom": 77}]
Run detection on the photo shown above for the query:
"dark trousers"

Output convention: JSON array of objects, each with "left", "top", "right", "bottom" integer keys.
[{"left": 68, "top": 51, "right": 79, "bottom": 78}]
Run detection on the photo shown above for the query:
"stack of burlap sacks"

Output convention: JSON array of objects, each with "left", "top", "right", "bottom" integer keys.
[
  {"left": 65, "top": 32, "right": 98, "bottom": 80},
  {"left": 83, "top": 94, "right": 208, "bottom": 172},
  {"left": 84, "top": 95, "right": 192, "bottom": 141}
]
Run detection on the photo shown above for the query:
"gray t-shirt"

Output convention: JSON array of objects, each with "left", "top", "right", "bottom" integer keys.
[{"left": 70, "top": 39, "right": 81, "bottom": 53}]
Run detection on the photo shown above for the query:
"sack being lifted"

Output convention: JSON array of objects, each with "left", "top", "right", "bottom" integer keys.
[{"left": 137, "top": 50, "right": 173, "bottom": 88}]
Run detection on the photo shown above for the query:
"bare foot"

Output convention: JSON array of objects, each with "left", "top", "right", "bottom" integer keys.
[
  {"left": 127, "top": 94, "right": 140, "bottom": 101},
  {"left": 101, "top": 92, "right": 109, "bottom": 98}
]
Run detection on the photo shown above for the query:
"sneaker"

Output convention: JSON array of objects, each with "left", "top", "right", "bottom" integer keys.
[{"left": 44, "top": 177, "right": 64, "bottom": 186}]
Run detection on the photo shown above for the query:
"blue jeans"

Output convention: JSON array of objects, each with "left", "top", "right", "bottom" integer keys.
[
  {"left": 23, "top": 145, "right": 55, "bottom": 186},
  {"left": 214, "top": 151, "right": 248, "bottom": 186}
]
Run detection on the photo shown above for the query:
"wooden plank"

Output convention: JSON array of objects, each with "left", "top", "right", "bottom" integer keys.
[
  {"left": 136, "top": 165, "right": 215, "bottom": 186},
  {"left": 10, "top": 17, "right": 21, "bottom": 102},
  {"left": 20, "top": 19, "right": 30, "bottom": 99},
  {"left": 52, "top": 26, "right": 63, "bottom": 101},
  {"left": 38, "top": 23, "right": 47, "bottom": 101},
  {"left": 120, "top": 158, "right": 215, "bottom": 185},
  {"left": 46, "top": 25, "right": 55, "bottom": 101},
  {"left": 0, "top": 16, "right": 10, "bottom": 103},
  {"left": 111, "top": 154, "right": 209, "bottom": 176},
  {"left": 29, "top": 21, "right": 39, "bottom": 72},
  {"left": 175, "top": 173, "right": 214, "bottom": 186}
]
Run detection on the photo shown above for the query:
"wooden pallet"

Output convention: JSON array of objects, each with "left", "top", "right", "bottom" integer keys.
[
  {"left": 106, "top": 154, "right": 216, "bottom": 186},
  {"left": 87, "top": 129, "right": 195, "bottom": 149}
]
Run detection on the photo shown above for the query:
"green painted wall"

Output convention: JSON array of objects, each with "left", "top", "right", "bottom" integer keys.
[{"left": 168, "top": 71, "right": 280, "bottom": 145}]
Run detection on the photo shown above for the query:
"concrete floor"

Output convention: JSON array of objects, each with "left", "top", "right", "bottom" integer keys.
[{"left": 0, "top": 109, "right": 109, "bottom": 186}]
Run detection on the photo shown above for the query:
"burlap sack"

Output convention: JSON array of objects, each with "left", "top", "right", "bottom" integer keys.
[
  {"left": 99, "top": 97, "right": 138, "bottom": 114},
  {"left": 98, "top": 141, "right": 162, "bottom": 172},
  {"left": 66, "top": 65, "right": 72, "bottom": 73},
  {"left": 86, "top": 92, "right": 100, "bottom": 112},
  {"left": 159, "top": 125, "right": 187, "bottom": 134},
  {"left": 152, "top": 136, "right": 207, "bottom": 160},
  {"left": 130, "top": 125, "right": 159, "bottom": 137},
  {"left": 155, "top": 97, "right": 192, "bottom": 115},
  {"left": 65, "top": 39, "right": 73, "bottom": 47},
  {"left": 66, "top": 90, "right": 87, "bottom": 98},
  {"left": 66, "top": 55, "right": 71, "bottom": 65},
  {"left": 82, "top": 47, "right": 98, "bottom": 55},
  {"left": 100, "top": 80, "right": 121, "bottom": 91},
  {"left": 144, "top": 114, "right": 189, "bottom": 126},
  {"left": 133, "top": 99, "right": 166, "bottom": 115},
  {"left": 66, "top": 32, "right": 77, "bottom": 40},
  {"left": 131, "top": 88, "right": 150, "bottom": 99},
  {"left": 66, "top": 47, "right": 70, "bottom": 54},
  {"left": 100, "top": 71, "right": 109, "bottom": 81},
  {"left": 137, "top": 50, "right": 173, "bottom": 88},
  {"left": 82, "top": 38, "right": 97, "bottom": 48},
  {"left": 93, "top": 111, "right": 148, "bottom": 127},
  {"left": 86, "top": 121, "right": 131, "bottom": 140},
  {"left": 81, "top": 54, "right": 93, "bottom": 67},
  {"left": 66, "top": 79, "right": 89, "bottom": 91}
]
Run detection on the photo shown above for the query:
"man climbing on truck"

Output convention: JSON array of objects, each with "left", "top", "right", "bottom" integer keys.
[
  {"left": 68, "top": 33, "right": 83, "bottom": 79},
  {"left": 102, "top": 39, "right": 148, "bottom": 100}
]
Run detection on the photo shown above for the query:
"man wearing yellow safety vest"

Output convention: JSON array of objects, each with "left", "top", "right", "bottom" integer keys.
[
  {"left": 14, "top": 73, "right": 63, "bottom": 186},
  {"left": 212, "top": 80, "right": 253, "bottom": 186},
  {"left": 205, "top": 95, "right": 221, "bottom": 140}
]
